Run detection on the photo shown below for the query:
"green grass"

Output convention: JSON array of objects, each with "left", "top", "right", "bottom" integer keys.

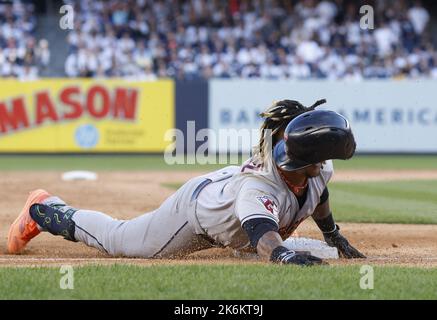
[
  {"left": 330, "top": 180, "right": 437, "bottom": 224},
  {"left": 0, "top": 155, "right": 224, "bottom": 171},
  {"left": 0, "top": 154, "right": 436, "bottom": 171},
  {"left": 0, "top": 264, "right": 436, "bottom": 299},
  {"left": 333, "top": 155, "right": 437, "bottom": 170}
]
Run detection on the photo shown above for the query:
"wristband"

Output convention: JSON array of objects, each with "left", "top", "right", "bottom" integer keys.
[
  {"left": 314, "top": 213, "right": 336, "bottom": 234},
  {"left": 270, "top": 246, "right": 295, "bottom": 263},
  {"left": 323, "top": 223, "right": 340, "bottom": 236}
]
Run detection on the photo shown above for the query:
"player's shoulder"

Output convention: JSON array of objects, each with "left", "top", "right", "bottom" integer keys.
[
  {"left": 240, "top": 175, "right": 276, "bottom": 190},
  {"left": 238, "top": 174, "right": 286, "bottom": 206}
]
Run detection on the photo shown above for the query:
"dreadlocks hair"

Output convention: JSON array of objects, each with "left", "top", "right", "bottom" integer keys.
[{"left": 252, "top": 98, "right": 327, "bottom": 168}]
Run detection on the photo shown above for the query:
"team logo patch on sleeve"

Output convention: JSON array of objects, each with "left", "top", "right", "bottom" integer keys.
[{"left": 256, "top": 196, "right": 278, "bottom": 215}]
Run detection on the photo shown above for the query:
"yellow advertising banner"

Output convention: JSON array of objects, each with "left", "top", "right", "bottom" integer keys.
[{"left": 0, "top": 79, "right": 174, "bottom": 152}]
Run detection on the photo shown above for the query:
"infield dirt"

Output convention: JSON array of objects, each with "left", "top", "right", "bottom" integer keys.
[{"left": 1, "top": 171, "right": 436, "bottom": 267}]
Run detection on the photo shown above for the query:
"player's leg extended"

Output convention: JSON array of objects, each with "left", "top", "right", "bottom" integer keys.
[
  {"left": 70, "top": 191, "right": 212, "bottom": 258},
  {"left": 8, "top": 187, "right": 212, "bottom": 257}
]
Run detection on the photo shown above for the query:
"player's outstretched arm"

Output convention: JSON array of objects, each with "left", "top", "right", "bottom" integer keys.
[
  {"left": 257, "top": 231, "right": 325, "bottom": 266},
  {"left": 256, "top": 230, "right": 284, "bottom": 259},
  {"left": 312, "top": 198, "right": 366, "bottom": 259},
  {"left": 242, "top": 219, "right": 325, "bottom": 266}
]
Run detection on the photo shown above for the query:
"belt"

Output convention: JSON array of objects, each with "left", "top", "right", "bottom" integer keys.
[{"left": 191, "top": 178, "right": 212, "bottom": 201}]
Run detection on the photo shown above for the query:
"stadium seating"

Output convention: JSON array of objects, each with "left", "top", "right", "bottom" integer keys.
[{"left": 2, "top": 0, "right": 436, "bottom": 80}]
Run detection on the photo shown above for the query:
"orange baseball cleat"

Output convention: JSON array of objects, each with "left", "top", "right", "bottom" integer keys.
[{"left": 7, "top": 189, "right": 51, "bottom": 254}]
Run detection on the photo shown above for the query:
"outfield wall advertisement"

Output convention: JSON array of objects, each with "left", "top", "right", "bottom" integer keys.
[
  {"left": 0, "top": 79, "right": 174, "bottom": 152},
  {"left": 209, "top": 80, "right": 437, "bottom": 153}
]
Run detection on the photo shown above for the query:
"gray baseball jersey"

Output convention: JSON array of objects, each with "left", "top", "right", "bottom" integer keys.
[
  {"left": 46, "top": 157, "right": 333, "bottom": 258},
  {"left": 192, "top": 158, "right": 334, "bottom": 249}
]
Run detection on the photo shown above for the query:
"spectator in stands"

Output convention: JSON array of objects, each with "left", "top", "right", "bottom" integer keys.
[
  {"left": 408, "top": 0, "right": 430, "bottom": 35},
  {"left": 61, "top": 0, "right": 435, "bottom": 80},
  {"left": 0, "top": 0, "right": 48, "bottom": 79}
]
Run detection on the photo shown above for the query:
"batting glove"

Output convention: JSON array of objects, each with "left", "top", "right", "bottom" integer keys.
[{"left": 270, "top": 246, "right": 326, "bottom": 266}]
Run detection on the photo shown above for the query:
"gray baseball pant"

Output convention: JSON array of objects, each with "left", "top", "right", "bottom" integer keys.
[{"left": 45, "top": 177, "right": 214, "bottom": 258}]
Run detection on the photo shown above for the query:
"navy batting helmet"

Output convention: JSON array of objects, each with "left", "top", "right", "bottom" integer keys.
[{"left": 273, "top": 110, "right": 356, "bottom": 171}]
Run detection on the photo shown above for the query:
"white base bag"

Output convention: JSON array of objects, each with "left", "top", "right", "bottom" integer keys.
[{"left": 282, "top": 237, "right": 339, "bottom": 259}]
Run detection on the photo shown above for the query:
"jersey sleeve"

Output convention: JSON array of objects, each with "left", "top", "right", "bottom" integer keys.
[{"left": 235, "top": 187, "right": 280, "bottom": 227}]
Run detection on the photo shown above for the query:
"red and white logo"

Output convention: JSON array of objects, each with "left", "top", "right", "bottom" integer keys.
[{"left": 256, "top": 196, "right": 278, "bottom": 215}]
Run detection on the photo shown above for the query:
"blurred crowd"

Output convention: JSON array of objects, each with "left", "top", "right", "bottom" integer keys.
[
  {"left": 0, "top": 0, "right": 50, "bottom": 80},
  {"left": 64, "top": 0, "right": 436, "bottom": 80},
  {"left": 2, "top": 0, "right": 435, "bottom": 80}
]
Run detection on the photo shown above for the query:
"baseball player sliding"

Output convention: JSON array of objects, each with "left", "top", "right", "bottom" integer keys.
[{"left": 8, "top": 99, "right": 365, "bottom": 265}]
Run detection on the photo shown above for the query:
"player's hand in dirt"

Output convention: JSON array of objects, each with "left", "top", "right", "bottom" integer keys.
[
  {"left": 323, "top": 225, "right": 366, "bottom": 259},
  {"left": 276, "top": 250, "right": 327, "bottom": 266}
]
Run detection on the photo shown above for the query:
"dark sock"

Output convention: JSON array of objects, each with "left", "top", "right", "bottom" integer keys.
[{"left": 30, "top": 204, "right": 78, "bottom": 241}]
